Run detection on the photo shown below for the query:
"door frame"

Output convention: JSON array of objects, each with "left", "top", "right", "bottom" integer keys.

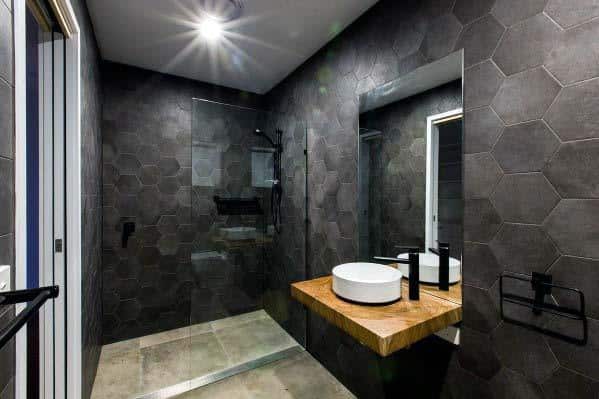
[
  {"left": 425, "top": 108, "right": 462, "bottom": 253},
  {"left": 14, "top": 1, "right": 82, "bottom": 397}
]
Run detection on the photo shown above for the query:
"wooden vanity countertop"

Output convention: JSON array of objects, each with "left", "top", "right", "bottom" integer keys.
[{"left": 291, "top": 276, "right": 462, "bottom": 357}]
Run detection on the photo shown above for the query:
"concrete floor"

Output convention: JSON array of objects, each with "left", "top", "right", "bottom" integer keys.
[{"left": 91, "top": 310, "right": 353, "bottom": 399}]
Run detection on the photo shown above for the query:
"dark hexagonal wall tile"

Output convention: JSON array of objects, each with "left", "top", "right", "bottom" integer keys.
[
  {"left": 545, "top": 200, "right": 599, "bottom": 258},
  {"left": 103, "top": 163, "right": 120, "bottom": 185},
  {"left": 463, "top": 242, "right": 502, "bottom": 289},
  {"left": 453, "top": 0, "right": 496, "bottom": 25},
  {"left": 111, "top": 132, "right": 140, "bottom": 155},
  {"left": 464, "top": 61, "right": 504, "bottom": 111},
  {"left": 464, "top": 153, "right": 502, "bottom": 199},
  {"left": 158, "top": 176, "right": 181, "bottom": 195},
  {"left": 116, "top": 154, "right": 142, "bottom": 174},
  {"left": 490, "top": 223, "right": 559, "bottom": 274},
  {"left": 420, "top": 14, "right": 463, "bottom": 62},
  {"left": 545, "top": 78, "right": 599, "bottom": 141},
  {"left": 545, "top": 0, "right": 599, "bottom": 28},
  {"left": 157, "top": 234, "right": 179, "bottom": 256},
  {"left": 136, "top": 144, "right": 160, "bottom": 165},
  {"left": 158, "top": 157, "right": 181, "bottom": 177},
  {"left": 491, "top": 173, "right": 560, "bottom": 224},
  {"left": 458, "top": 326, "right": 501, "bottom": 380},
  {"left": 492, "top": 323, "right": 559, "bottom": 382},
  {"left": 545, "top": 140, "right": 599, "bottom": 198},
  {"left": 463, "top": 284, "right": 501, "bottom": 333},
  {"left": 545, "top": 18, "right": 599, "bottom": 86},
  {"left": 138, "top": 165, "right": 160, "bottom": 185},
  {"left": 548, "top": 256, "right": 599, "bottom": 319},
  {"left": 541, "top": 367, "right": 599, "bottom": 399},
  {"left": 464, "top": 199, "right": 502, "bottom": 243},
  {"left": 157, "top": 215, "right": 178, "bottom": 235},
  {"left": 491, "top": 67, "right": 561, "bottom": 124},
  {"left": 464, "top": 107, "right": 504, "bottom": 154},
  {"left": 492, "top": 0, "right": 548, "bottom": 27},
  {"left": 138, "top": 246, "right": 160, "bottom": 266},
  {"left": 454, "top": 15, "right": 505, "bottom": 67},
  {"left": 116, "top": 299, "right": 141, "bottom": 322},
  {"left": 116, "top": 175, "right": 142, "bottom": 195},
  {"left": 323, "top": 172, "right": 340, "bottom": 196},
  {"left": 489, "top": 368, "right": 545, "bottom": 399},
  {"left": 493, "top": 14, "right": 560, "bottom": 76},
  {"left": 139, "top": 226, "right": 161, "bottom": 246},
  {"left": 492, "top": 121, "right": 560, "bottom": 173},
  {"left": 546, "top": 317, "right": 599, "bottom": 380}
]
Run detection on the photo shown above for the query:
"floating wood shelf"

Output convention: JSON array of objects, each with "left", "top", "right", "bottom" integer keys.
[{"left": 291, "top": 276, "right": 462, "bottom": 357}]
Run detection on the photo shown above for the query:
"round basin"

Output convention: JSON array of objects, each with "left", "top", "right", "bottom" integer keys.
[
  {"left": 332, "top": 262, "right": 402, "bottom": 304},
  {"left": 396, "top": 253, "right": 461, "bottom": 284}
]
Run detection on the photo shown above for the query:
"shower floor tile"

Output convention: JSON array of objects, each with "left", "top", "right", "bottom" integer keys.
[
  {"left": 91, "top": 311, "right": 302, "bottom": 399},
  {"left": 173, "top": 351, "right": 356, "bottom": 399}
]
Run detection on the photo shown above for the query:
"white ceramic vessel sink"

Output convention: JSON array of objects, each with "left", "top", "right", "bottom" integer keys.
[
  {"left": 396, "top": 253, "right": 461, "bottom": 284},
  {"left": 219, "top": 227, "right": 257, "bottom": 241},
  {"left": 332, "top": 263, "right": 402, "bottom": 304}
]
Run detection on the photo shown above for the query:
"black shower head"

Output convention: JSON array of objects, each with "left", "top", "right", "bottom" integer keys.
[{"left": 253, "top": 129, "right": 276, "bottom": 147}]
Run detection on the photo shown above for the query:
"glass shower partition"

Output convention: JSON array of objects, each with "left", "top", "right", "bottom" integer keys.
[{"left": 178, "top": 99, "right": 307, "bottom": 393}]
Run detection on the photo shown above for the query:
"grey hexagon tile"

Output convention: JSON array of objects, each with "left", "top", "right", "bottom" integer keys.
[
  {"left": 493, "top": 14, "right": 560, "bottom": 76},
  {"left": 463, "top": 242, "right": 502, "bottom": 288},
  {"left": 545, "top": 0, "right": 599, "bottom": 28},
  {"left": 138, "top": 186, "right": 161, "bottom": 225},
  {"left": 103, "top": 163, "right": 120, "bottom": 185},
  {"left": 116, "top": 153, "right": 142, "bottom": 174},
  {"left": 492, "top": 0, "right": 548, "bottom": 26},
  {"left": 116, "top": 175, "right": 142, "bottom": 195},
  {"left": 492, "top": 121, "right": 560, "bottom": 173},
  {"left": 464, "top": 153, "right": 503, "bottom": 199},
  {"left": 458, "top": 326, "right": 501, "bottom": 380},
  {"left": 541, "top": 367, "right": 599, "bottom": 399},
  {"left": 492, "top": 323, "right": 559, "bottom": 382},
  {"left": 545, "top": 19, "right": 599, "bottom": 86},
  {"left": 335, "top": 73, "right": 358, "bottom": 101},
  {"left": 115, "top": 279, "right": 140, "bottom": 301},
  {"left": 336, "top": 183, "right": 356, "bottom": 212},
  {"left": 139, "top": 226, "right": 161, "bottom": 246},
  {"left": 158, "top": 176, "right": 181, "bottom": 194},
  {"left": 464, "top": 107, "right": 504, "bottom": 153},
  {"left": 548, "top": 256, "right": 599, "bottom": 319},
  {"left": 491, "top": 173, "right": 560, "bottom": 223},
  {"left": 158, "top": 157, "right": 180, "bottom": 177},
  {"left": 392, "top": 22, "right": 425, "bottom": 60},
  {"left": 464, "top": 61, "right": 504, "bottom": 110},
  {"left": 111, "top": 132, "right": 140, "bottom": 155},
  {"left": 453, "top": 0, "right": 496, "bottom": 25},
  {"left": 546, "top": 317, "right": 599, "bottom": 380},
  {"left": 137, "top": 144, "right": 160, "bottom": 165},
  {"left": 420, "top": 14, "right": 463, "bottom": 61},
  {"left": 463, "top": 284, "right": 501, "bottom": 333},
  {"left": 545, "top": 140, "right": 599, "bottom": 198},
  {"left": 311, "top": 161, "right": 327, "bottom": 186},
  {"left": 157, "top": 215, "right": 179, "bottom": 235},
  {"left": 464, "top": 199, "right": 502, "bottom": 243},
  {"left": 490, "top": 223, "right": 559, "bottom": 274},
  {"left": 545, "top": 200, "right": 599, "bottom": 258},
  {"left": 371, "top": 48, "right": 401, "bottom": 86},
  {"left": 354, "top": 44, "right": 377, "bottom": 80},
  {"left": 337, "top": 211, "right": 355, "bottom": 239},
  {"left": 489, "top": 368, "right": 544, "bottom": 399},
  {"left": 157, "top": 234, "right": 179, "bottom": 255},
  {"left": 491, "top": 67, "right": 561, "bottom": 124},
  {"left": 115, "top": 194, "right": 139, "bottom": 217},
  {"left": 116, "top": 299, "right": 141, "bottom": 322},
  {"left": 138, "top": 165, "right": 160, "bottom": 185},
  {"left": 545, "top": 78, "right": 599, "bottom": 141},
  {"left": 323, "top": 172, "right": 340, "bottom": 196},
  {"left": 454, "top": 15, "right": 505, "bottom": 67}
]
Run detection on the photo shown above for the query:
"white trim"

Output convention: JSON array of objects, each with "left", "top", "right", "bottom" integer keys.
[
  {"left": 13, "top": 0, "right": 27, "bottom": 398},
  {"left": 65, "top": 15, "right": 82, "bottom": 399},
  {"left": 425, "top": 108, "right": 462, "bottom": 253}
]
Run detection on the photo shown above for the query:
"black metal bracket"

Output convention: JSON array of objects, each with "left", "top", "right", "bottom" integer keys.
[
  {"left": 499, "top": 271, "right": 587, "bottom": 345},
  {"left": 0, "top": 286, "right": 59, "bottom": 349}
]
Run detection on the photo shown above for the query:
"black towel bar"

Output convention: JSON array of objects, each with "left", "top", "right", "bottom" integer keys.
[{"left": 0, "top": 286, "right": 59, "bottom": 349}]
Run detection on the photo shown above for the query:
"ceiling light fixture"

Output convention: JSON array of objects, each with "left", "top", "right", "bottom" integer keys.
[
  {"left": 199, "top": 18, "right": 223, "bottom": 40},
  {"left": 198, "top": 0, "right": 244, "bottom": 22}
]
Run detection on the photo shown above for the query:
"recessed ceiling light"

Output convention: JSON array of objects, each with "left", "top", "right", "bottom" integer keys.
[{"left": 199, "top": 19, "right": 223, "bottom": 41}]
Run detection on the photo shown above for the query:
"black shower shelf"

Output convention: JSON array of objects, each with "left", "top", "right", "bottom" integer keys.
[{"left": 213, "top": 196, "right": 263, "bottom": 215}]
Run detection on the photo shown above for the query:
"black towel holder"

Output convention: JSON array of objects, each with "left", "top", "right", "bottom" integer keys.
[
  {"left": 0, "top": 285, "right": 59, "bottom": 349},
  {"left": 499, "top": 271, "right": 587, "bottom": 345}
]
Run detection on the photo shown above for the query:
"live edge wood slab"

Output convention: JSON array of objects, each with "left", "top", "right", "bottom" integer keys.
[{"left": 291, "top": 276, "right": 462, "bottom": 357}]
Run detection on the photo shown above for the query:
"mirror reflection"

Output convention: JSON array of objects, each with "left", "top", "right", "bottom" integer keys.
[{"left": 358, "top": 52, "right": 464, "bottom": 301}]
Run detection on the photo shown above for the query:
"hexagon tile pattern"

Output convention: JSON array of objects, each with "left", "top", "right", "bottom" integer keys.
[{"left": 99, "top": 0, "right": 599, "bottom": 397}]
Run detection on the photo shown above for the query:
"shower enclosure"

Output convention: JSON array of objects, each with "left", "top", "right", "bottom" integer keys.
[
  {"left": 97, "top": 96, "right": 308, "bottom": 399},
  {"left": 136, "top": 99, "right": 308, "bottom": 397}
]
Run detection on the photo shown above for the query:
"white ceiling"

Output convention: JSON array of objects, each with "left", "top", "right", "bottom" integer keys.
[{"left": 86, "top": 0, "right": 379, "bottom": 94}]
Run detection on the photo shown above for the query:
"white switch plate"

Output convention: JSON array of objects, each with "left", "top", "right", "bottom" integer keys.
[{"left": 0, "top": 265, "right": 10, "bottom": 292}]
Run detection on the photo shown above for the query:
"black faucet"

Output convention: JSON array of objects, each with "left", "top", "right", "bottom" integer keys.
[
  {"left": 429, "top": 242, "right": 450, "bottom": 291},
  {"left": 373, "top": 246, "right": 420, "bottom": 300}
]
